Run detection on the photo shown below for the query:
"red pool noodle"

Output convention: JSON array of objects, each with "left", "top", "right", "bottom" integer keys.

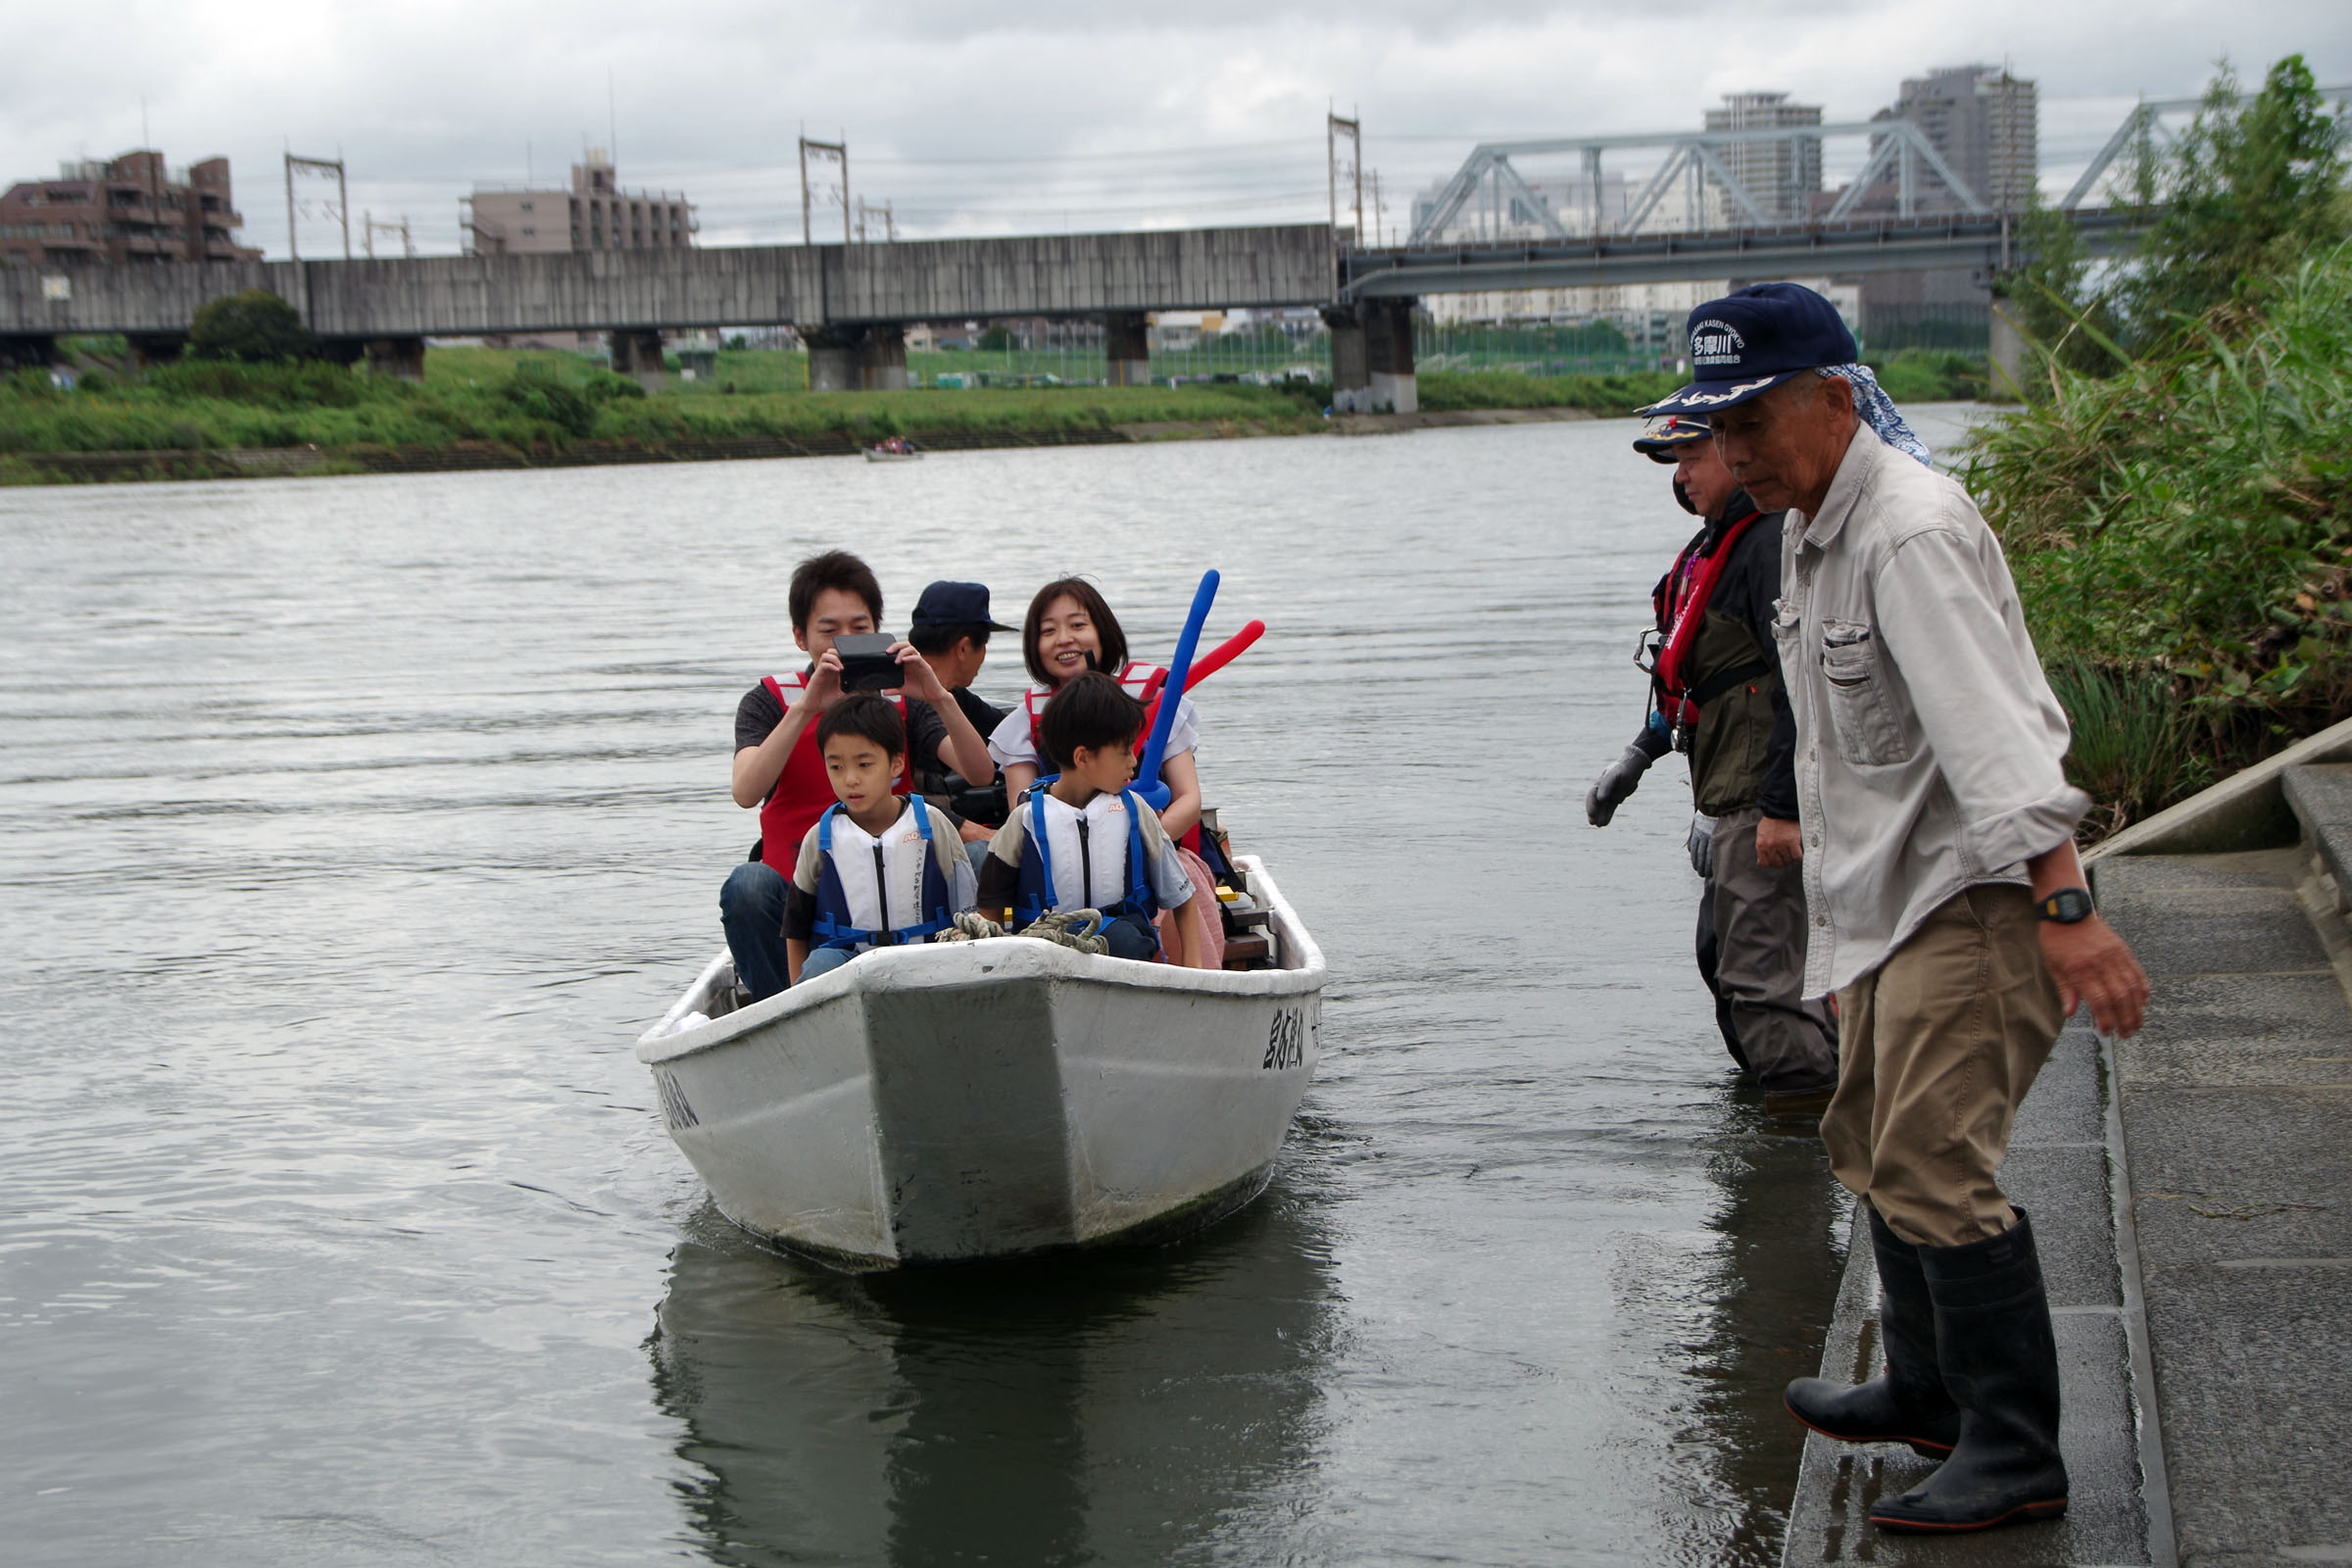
[{"left": 1142, "top": 620, "right": 1264, "bottom": 731}]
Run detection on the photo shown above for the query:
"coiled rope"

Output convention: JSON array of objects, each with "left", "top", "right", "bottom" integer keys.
[{"left": 939, "top": 908, "right": 1110, "bottom": 956}]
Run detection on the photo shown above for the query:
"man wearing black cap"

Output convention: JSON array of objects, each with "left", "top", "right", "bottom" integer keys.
[
  {"left": 1587, "top": 415, "right": 1838, "bottom": 1108},
  {"left": 1642, "top": 282, "right": 2149, "bottom": 1535},
  {"left": 906, "top": 581, "right": 1015, "bottom": 744},
  {"left": 906, "top": 581, "right": 1016, "bottom": 835}
]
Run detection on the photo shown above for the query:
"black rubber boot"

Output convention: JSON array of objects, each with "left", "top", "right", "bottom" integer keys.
[
  {"left": 1870, "top": 1209, "right": 2069, "bottom": 1534},
  {"left": 1786, "top": 1206, "right": 1960, "bottom": 1458}
]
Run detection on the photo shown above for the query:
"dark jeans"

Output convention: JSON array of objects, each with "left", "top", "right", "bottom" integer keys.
[
  {"left": 1102, "top": 911, "right": 1160, "bottom": 961},
  {"left": 719, "top": 860, "right": 793, "bottom": 1002}
]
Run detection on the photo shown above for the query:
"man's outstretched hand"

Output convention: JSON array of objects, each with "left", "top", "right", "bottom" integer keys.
[
  {"left": 2039, "top": 916, "right": 2149, "bottom": 1039},
  {"left": 1586, "top": 745, "right": 1654, "bottom": 826}
]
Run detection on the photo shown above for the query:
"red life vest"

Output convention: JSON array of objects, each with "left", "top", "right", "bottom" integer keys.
[
  {"left": 755, "top": 671, "right": 909, "bottom": 870},
  {"left": 1019, "top": 661, "right": 1169, "bottom": 751},
  {"left": 1649, "top": 511, "right": 1763, "bottom": 728}
]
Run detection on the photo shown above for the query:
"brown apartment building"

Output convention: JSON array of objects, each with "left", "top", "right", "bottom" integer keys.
[
  {"left": 461, "top": 149, "right": 695, "bottom": 256},
  {"left": 0, "top": 150, "right": 261, "bottom": 268}
]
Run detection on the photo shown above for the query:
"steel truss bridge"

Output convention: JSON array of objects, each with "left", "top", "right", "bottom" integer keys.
[{"left": 1375, "top": 84, "right": 2351, "bottom": 298}]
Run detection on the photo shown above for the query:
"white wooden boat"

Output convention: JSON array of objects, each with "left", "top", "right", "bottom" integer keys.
[
  {"left": 635, "top": 856, "right": 1325, "bottom": 1270},
  {"left": 862, "top": 445, "right": 923, "bottom": 462}
]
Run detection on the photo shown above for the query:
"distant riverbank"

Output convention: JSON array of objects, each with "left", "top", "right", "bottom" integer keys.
[{"left": 0, "top": 346, "right": 1693, "bottom": 485}]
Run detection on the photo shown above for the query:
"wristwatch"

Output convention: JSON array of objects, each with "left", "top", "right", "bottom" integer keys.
[{"left": 2036, "top": 888, "right": 2095, "bottom": 924}]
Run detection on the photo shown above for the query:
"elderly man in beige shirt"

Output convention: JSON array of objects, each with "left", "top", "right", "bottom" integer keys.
[{"left": 1640, "top": 283, "right": 2148, "bottom": 1538}]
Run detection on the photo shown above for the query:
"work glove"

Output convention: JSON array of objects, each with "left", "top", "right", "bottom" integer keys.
[
  {"left": 1687, "top": 812, "right": 1718, "bottom": 879},
  {"left": 1586, "top": 744, "right": 1655, "bottom": 826}
]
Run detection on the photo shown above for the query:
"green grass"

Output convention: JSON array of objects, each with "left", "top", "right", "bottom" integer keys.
[
  {"left": 0, "top": 339, "right": 1702, "bottom": 466},
  {"left": 1415, "top": 368, "right": 1683, "bottom": 415},
  {"left": 1968, "top": 245, "right": 2352, "bottom": 830}
]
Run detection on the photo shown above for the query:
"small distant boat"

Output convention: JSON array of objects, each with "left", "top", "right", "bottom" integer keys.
[
  {"left": 863, "top": 439, "right": 922, "bottom": 462},
  {"left": 636, "top": 855, "right": 1325, "bottom": 1270}
]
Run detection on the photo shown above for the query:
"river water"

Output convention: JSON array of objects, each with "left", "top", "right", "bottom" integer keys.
[{"left": 0, "top": 407, "right": 1984, "bottom": 1567}]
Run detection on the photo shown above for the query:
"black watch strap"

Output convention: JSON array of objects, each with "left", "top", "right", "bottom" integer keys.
[{"left": 2036, "top": 887, "right": 2095, "bottom": 924}]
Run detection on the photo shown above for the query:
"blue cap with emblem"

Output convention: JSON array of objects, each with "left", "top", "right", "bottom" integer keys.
[
  {"left": 1637, "top": 281, "right": 1859, "bottom": 417},
  {"left": 1631, "top": 414, "right": 1710, "bottom": 463}
]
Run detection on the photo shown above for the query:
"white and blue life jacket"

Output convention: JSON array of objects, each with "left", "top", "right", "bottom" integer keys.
[
  {"left": 1012, "top": 785, "right": 1158, "bottom": 931},
  {"left": 810, "top": 802, "right": 955, "bottom": 952}
]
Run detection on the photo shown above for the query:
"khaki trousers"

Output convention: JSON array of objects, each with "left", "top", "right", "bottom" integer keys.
[{"left": 1821, "top": 883, "right": 2065, "bottom": 1249}]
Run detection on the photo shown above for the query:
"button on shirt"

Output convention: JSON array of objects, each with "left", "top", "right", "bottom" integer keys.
[{"left": 1776, "top": 422, "right": 2089, "bottom": 997}]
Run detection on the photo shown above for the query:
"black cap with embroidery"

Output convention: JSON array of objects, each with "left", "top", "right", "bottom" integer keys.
[
  {"left": 1631, "top": 414, "right": 1711, "bottom": 463},
  {"left": 1637, "top": 281, "right": 1859, "bottom": 417},
  {"left": 908, "top": 581, "right": 1016, "bottom": 633}
]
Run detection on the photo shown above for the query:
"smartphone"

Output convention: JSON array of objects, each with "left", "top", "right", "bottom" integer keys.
[{"left": 832, "top": 633, "right": 902, "bottom": 694}]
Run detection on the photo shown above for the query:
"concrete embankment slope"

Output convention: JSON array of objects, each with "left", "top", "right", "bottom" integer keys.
[{"left": 1785, "top": 717, "right": 2352, "bottom": 1568}]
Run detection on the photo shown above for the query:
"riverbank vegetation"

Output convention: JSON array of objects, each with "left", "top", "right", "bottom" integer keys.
[{"left": 1972, "top": 54, "right": 2351, "bottom": 835}]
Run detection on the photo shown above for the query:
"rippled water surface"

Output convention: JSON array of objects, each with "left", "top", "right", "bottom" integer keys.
[{"left": 1, "top": 409, "right": 1984, "bottom": 1565}]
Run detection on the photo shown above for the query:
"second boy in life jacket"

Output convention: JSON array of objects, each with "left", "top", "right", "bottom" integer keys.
[
  {"left": 1585, "top": 414, "right": 1838, "bottom": 1106},
  {"left": 976, "top": 672, "right": 1205, "bottom": 967}
]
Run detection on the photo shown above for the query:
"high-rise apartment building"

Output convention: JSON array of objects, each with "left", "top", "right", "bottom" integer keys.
[
  {"left": 1703, "top": 91, "right": 1824, "bottom": 222},
  {"left": 461, "top": 150, "right": 695, "bottom": 257},
  {"left": 0, "top": 151, "right": 260, "bottom": 268},
  {"left": 1871, "top": 65, "right": 2039, "bottom": 214}
]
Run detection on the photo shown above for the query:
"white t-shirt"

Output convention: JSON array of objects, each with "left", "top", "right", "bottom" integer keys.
[
  {"left": 1024, "top": 791, "right": 1195, "bottom": 913},
  {"left": 986, "top": 688, "right": 1200, "bottom": 774}
]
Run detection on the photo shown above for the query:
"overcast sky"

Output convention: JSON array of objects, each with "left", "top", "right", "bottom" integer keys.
[{"left": 5, "top": 1, "right": 2345, "bottom": 256}]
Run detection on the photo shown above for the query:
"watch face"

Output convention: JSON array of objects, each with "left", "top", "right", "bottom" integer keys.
[{"left": 2041, "top": 889, "right": 2094, "bottom": 923}]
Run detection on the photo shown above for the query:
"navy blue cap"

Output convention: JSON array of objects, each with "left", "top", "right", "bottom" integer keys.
[
  {"left": 908, "top": 580, "right": 1015, "bottom": 633},
  {"left": 1632, "top": 414, "right": 1710, "bottom": 463},
  {"left": 1637, "top": 282, "right": 1858, "bottom": 417}
]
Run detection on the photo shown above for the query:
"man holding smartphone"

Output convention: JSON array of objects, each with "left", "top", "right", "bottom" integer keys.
[{"left": 719, "top": 551, "right": 995, "bottom": 1000}]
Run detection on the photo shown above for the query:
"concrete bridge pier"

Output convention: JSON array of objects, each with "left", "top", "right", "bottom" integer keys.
[
  {"left": 365, "top": 336, "right": 426, "bottom": 382},
  {"left": 609, "top": 329, "right": 667, "bottom": 393},
  {"left": 1988, "top": 301, "right": 2028, "bottom": 403},
  {"left": 1321, "top": 299, "right": 1418, "bottom": 414},
  {"left": 1104, "top": 312, "right": 1152, "bottom": 386},
  {"left": 806, "top": 324, "right": 908, "bottom": 391}
]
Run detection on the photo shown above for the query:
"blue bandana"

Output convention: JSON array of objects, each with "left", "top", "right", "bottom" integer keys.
[{"left": 1820, "top": 364, "right": 1932, "bottom": 467}]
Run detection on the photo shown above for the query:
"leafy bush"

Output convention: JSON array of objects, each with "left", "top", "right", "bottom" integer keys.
[
  {"left": 189, "top": 289, "right": 312, "bottom": 363},
  {"left": 2120, "top": 55, "right": 2349, "bottom": 334},
  {"left": 2043, "top": 658, "right": 2215, "bottom": 838},
  {"left": 580, "top": 368, "right": 648, "bottom": 402},
  {"left": 1972, "top": 247, "right": 2352, "bottom": 727},
  {"left": 497, "top": 366, "right": 596, "bottom": 439}
]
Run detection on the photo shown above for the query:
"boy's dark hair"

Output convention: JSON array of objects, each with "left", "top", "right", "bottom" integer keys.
[
  {"left": 815, "top": 695, "right": 907, "bottom": 760},
  {"left": 907, "top": 621, "right": 991, "bottom": 658},
  {"left": 1037, "top": 671, "right": 1146, "bottom": 771},
  {"left": 789, "top": 551, "right": 884, "bottom": 634},
  {"left": 1022, "top": 578, "right": 1128, "bottom": 687}
]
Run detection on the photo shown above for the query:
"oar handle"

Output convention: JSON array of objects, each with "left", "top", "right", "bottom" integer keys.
[{"left": 1133, "top": 570, "right": 1220, "bottom": 809}]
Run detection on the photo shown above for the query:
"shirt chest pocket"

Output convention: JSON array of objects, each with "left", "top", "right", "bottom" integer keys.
[{"left": 1819, "top": 619, "right": 1911, "bottom": 765}]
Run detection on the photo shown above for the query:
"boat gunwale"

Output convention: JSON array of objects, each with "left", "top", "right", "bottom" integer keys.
[{"left": 634, "top": 855, "right": 1324, "bottom": 1067}]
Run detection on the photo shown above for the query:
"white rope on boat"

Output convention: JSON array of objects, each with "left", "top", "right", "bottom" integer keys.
[{"left": 939, "top": 908, "right": 1111, "bottom": 955}]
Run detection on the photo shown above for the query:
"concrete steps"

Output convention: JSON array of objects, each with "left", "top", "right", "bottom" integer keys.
[{"left": 1783, "top": 760, "right": 2352, "bottom": 1567}]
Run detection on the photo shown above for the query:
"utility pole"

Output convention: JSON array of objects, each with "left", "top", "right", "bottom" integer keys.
[
  {"left": 284, "top": 151, "right": 350, "bottom": 261},
  {"left": 364, "top": 213, "right": 414, "bottom": 260},
  {"left": 800, "top": 135, "right": 848, "bottom": 245},
  {"left": 855, "top": 197, "right": 897, "bottom": 243},
  {"left": 1327, "top": 110, "right": 1362, "bottom": 246}
]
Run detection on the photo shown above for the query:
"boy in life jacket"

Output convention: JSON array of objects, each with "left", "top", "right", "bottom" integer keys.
[
  {"left": 1584, "top": 415, "right": 1838, "bottom": 1107},
  {"left": 975, "top": 672, "right": 1204, "bottom": 968},
  {"left": 721, "top": 551, "right": 996, "bottom": 1002},
  {"left": 781, "top": 696, "right": 979, "bottom": 986}
]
